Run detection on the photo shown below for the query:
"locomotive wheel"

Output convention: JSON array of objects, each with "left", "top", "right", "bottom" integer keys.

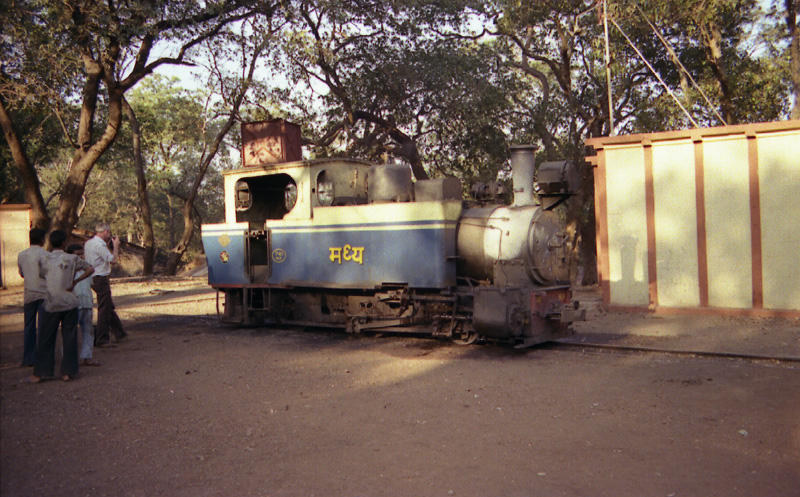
[{"left": 451, "top": 331, "right": 478, "bottom": 345}]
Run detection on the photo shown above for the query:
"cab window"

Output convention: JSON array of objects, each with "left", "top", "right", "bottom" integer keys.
[{"left": 234, "top": 174, "right": 297, "bottom": 227}]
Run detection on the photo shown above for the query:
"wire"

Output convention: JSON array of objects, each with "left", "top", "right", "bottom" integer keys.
[
  {"left": 608, "top": 16, "right": 701, "bottom": 128},
  {"left": 634, "top": 4, "right": 728, "bottom": 126}
]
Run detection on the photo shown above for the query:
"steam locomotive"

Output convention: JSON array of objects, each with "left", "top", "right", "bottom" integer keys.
[{"left": 201, "top": 121, "right": 583, "bottom": 347}]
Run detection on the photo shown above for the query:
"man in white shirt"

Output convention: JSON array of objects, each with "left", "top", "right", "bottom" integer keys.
[
  {"left": 85, "top": 222, "right": 127, "bottom": 346},
  {"left": 28, "top": 230, "right": 94, "bottom": 383},
  {"left": 17, "top": 228, "right": 48, "bottom": 367}
]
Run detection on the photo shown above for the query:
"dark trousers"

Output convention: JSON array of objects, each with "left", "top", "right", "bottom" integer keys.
[
  {"left": 91, "top": 275, "right": 125, "bottom": 344},
  {"left": 22, "top": 299, "right": 44, "bottom": 366},
  {"left": 34, "top": 308, "right": 79, "bottom": 378}
]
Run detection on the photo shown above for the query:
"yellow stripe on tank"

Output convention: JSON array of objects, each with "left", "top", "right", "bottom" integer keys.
[
  {"left": 314, "top": 200, "right": 462, "bottom": 224},
  {"left": 270, "top": 223, "right": 456, "bottom": 234}
]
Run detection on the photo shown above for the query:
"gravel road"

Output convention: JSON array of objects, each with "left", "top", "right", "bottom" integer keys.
[{"left": 1, "top": 280, "right": 798, "bottom": 497}]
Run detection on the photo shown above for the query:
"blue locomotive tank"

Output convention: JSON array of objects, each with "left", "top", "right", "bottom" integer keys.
[{"left": 266, "top": 201, "right": 460, "bottom": 288}]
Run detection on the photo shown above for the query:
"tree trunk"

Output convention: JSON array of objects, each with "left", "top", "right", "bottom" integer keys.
[
  {"left": 574, "top": 165, "right": 597, "bottom": 286},
  {"left": 351, "top": 111, "right": 429, "bottom": 180},
  {"left": 167, "top": 194, "right": 176, "bottom": 248},
  {"left": 564, "top": 142, "right": 598, "bottom": 286},
  {"left": 0, "top": 98, "right": 50, "bottom": 230},
  {"left": 122, "top": 98, "right": 156, "bottom": 275},
  {"left": 699, "top": 22, "right": 736, "bottom": 124},
  {"left": 533, "top": 121, "right": 557, "bottom": 159},
  {"left": 165, "top": 116, "right": 238, "bottom": 275},
  {"left": 165, "top": 201, "right": 195, "bottom": 275},
  {"left": 788, "top": 0, "right": 800, "bottom": 119},
  {"left": 392, "top": 135, "right": 428, "bottom": 181},
  {"left": 669, "top": 51, "right": 692, "bottom": 108},
  {"left": 51, "top": 88, "right": 124, "bottom": 234},
  {"left": 165, "top": 38, "right": 267, "bottom": 275}
]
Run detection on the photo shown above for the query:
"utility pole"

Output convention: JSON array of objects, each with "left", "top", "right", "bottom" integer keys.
[{"left": 603, "top": 0, "right": 615, "bottom": 136}]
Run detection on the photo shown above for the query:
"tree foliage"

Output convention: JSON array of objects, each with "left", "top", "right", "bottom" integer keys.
[
  {"left": 1, "top": 0, "right": 260, "bottom": 235},
  {"left": 2, "top": 0, "right": 798, "bottom": 277},
  {"left": 275, "top": 0, "right": 515, "bottom": 180}
]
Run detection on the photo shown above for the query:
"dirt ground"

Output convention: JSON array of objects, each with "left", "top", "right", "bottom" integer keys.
[{"left": 1, "top": 279, "right": 799, "bottom": 497}]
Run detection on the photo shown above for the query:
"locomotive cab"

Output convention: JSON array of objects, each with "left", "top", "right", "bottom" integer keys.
[{"left": 203, "top": 158, "right": 375, "bottom": 285}]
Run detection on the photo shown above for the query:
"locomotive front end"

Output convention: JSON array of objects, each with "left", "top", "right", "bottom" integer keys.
[{"left": 455, "top": 145, "right": 583, "bottom": 345}]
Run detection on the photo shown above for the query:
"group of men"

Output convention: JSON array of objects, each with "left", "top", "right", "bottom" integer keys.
[{"left": 18, "top": 223, "right": 127, "bottom": 383}]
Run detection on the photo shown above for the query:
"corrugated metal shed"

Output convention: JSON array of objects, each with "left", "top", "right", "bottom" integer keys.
[{"left": 586, "top": 120, "right": 800, "bottom": 316}]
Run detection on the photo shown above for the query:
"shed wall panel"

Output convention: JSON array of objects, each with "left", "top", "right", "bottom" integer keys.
[
  {"left": 0, "top": 206, "right": 31, "bottom": 288},
  {"left": 757, "top": 131, "right": 800, "bottom": 310},
  {"left": 605, "top": 145, "right": 649, "bottom": 306},
  {"left": 702, "top": 137, "right": 752, "bottom": 308},
  {"left": 652, "top": 140, "right": 700, "bottom": 307}
]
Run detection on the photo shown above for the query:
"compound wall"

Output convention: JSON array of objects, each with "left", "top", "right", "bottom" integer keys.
[{"left": 586, "top": 120, "right": 800, "bottom": 316}]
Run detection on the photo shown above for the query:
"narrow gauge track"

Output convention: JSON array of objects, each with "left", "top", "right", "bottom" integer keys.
[
  {"left": 118, "top": 296, "right": 799, "bottom": 366},
  {"left": 120, "top": 296, "right": 217, "bottom": 308},
  {"left": 548, "top": 340, "right": 800, "bottom": 366}
]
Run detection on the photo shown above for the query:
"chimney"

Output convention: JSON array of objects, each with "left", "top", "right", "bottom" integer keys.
[{"left": 510, "top": 145, "right": 536, "bottom": 207}]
